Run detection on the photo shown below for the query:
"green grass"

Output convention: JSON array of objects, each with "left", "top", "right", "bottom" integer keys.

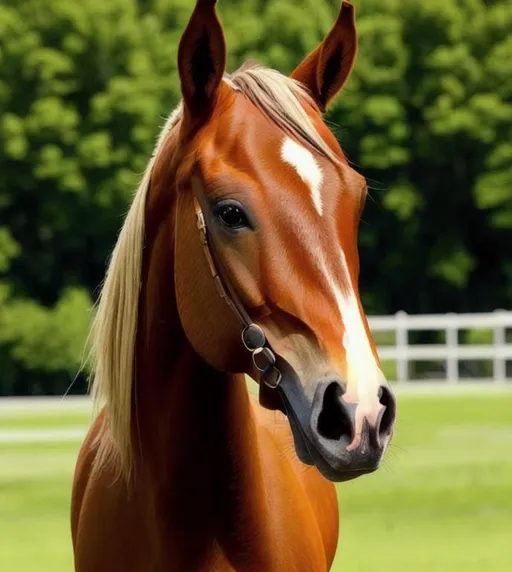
[
  {"left": 0, "top": 441, "right": 78, "bottom": 571},
  {"left": 1, "top": 391, "right": 511, "bottom": 571},
  {"left": 0, "top": 412, "right": 91, "bottom": 430},
  {"left": 333, "top": 392, "right": 512, "bottom": 571}
]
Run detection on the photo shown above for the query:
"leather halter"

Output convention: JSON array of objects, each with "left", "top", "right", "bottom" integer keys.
[
  {"left": 192, "top": 195, "right": 282, "bottom": 389},
  {"left": 191, "top": 182, "right": 317, "bottom": 461}
]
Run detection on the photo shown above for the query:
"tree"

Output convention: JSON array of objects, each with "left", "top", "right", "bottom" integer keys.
[
  {"left": 0, "top": 0, "right": 185, "bottom": 394},
  {"left": 331, "top": 0, "right": 512, "bottom": 314}
]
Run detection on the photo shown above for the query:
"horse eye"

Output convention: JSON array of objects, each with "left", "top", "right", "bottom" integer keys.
[{"left": 214, "top": 201, "right": 250, "bottom": 230}]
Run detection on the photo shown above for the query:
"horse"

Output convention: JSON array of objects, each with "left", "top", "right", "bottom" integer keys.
[{"left": 71, "top": 1, "right": 397, "bottom": 570}]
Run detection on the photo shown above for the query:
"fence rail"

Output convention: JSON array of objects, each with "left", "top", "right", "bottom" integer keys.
[{"left": 368, "top": 310, "right": 512, "bottom": 383}]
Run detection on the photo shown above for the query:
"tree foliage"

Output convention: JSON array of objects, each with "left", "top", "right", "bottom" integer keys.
[{"left": 0, "top": 0, "right": 510, "bottom": 394}]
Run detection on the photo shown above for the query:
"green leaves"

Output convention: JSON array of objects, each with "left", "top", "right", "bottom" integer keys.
[
  {"left": 343, "top": 0, "right": 512, "bottom": 313},
  {"left": 431, "top": 249, "right": 475, "bottom": 289},
  {"left": 1, "top": 113, "right": 27, "bottom": 159},
  {"left": 0, "top": 288, "right": 92, "bottom": 374},
  {"left": 0, "top": 228, "right": 20, "bottom": 273},
  {"left": 382, "top": 182, "right": 423, "bottom": 221}
]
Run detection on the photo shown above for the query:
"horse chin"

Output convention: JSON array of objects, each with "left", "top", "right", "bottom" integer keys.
[
  {"left": 258, "top": 379, "right": 287, "bottom": 413},
  {"left": 258, "top": 380, "right": 314, "bottom": 466},
  {"left": 286, "top": 409, "right": 315, "bottom": 467}
]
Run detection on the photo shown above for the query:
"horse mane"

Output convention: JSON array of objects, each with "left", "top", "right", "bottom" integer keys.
[{"left": 88, "top": 63, "right": 339, "bottom": 478}]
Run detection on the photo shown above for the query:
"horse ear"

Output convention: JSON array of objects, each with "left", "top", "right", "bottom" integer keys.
[
  {"left": 178, "top": 0, "right": 226, "bottom": 126},
  {"left": 290, "top": 1, "right": 357, "bottom": 112}
]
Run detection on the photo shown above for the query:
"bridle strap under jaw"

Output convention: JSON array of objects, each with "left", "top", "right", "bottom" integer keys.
[{"left": 193, "top": 196, "right": 282, "bottom": 389}]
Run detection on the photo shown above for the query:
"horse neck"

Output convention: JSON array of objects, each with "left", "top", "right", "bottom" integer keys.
[{"left": 132, "top": 179, "right": 272, "bottom": 561}]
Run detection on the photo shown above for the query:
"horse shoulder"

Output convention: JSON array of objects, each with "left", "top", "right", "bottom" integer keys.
[
  {"left": 71, "top": 411, "right": 104, "bottom": 548},
  {"left": 71, "top": 412, "right": 154, "bottom": 571}
]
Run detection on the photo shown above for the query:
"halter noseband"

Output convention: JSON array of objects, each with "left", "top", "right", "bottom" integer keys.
[{"left": 193, "top": 196, "right": 282, "bottom": 389}]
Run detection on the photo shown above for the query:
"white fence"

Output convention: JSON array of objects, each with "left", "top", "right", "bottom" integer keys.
[{"left": 368, "top": 310, "right": 512, "bottom": 384}]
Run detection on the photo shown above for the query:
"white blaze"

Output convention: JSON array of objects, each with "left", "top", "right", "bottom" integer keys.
[
  {"left": 279, "top": 135, "right": 384, "bottom": 421},
  {"left": 318, "top": 251, "right": 385, "bottom": 407},
  {"left": 280, "top": 137, "right": 324, "bottom": 215}
]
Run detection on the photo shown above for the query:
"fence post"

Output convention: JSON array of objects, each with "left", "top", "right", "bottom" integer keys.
[
  {"left": 493, "top": 309, "right": 506, "bottom": 383},
  {"left": 396, "top": 310, "right": 408, "bottom": 383},
  {"left": 446, "top": 313, "right": 458, "bottom": 383}
]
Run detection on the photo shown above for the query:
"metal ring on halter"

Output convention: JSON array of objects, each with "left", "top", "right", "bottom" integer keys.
[
  {"left": 262, "top": 366, "right": 282, "bottom": 389},
  {"left": 242, "top": 324, "right": 266, "bottom": 351},
  {"left": 252, "top": 346, "right": 276, "bottom": 372},
  {"left": 254, "top": 351, "right": 281, "bottom": 388},
  {"left": 243, "top": 325, "right": 282, "bottom": 388}
]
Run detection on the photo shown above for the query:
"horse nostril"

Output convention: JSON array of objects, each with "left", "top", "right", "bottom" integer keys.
[
  {"left": 317, "top": 382, "right": 353, "bottom": 442},
  {"left": 377, "top": 385, "right": 396, "bottom": 441}
]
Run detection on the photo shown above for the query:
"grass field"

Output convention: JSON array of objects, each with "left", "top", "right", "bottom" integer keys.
[{"left": 1, "top": 389, "right": 511, "bottom": 571}]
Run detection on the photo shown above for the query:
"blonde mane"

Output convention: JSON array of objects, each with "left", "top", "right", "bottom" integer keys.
[{"left": 89, "top": 63, "right": 340, "bottom": 478}]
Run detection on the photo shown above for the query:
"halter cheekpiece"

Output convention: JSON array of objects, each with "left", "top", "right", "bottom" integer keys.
[{"left": 193, "top": 196, "right": 282, "bottom": 389}]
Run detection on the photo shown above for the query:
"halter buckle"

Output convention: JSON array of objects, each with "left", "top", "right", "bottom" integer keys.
[{"left": 262, "top": 366, "right": 282, "bottom": 389}]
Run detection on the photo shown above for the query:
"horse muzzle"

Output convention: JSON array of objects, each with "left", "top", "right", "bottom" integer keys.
[{"left": 280, "top": 377, "right": 397, "bottom": 482}]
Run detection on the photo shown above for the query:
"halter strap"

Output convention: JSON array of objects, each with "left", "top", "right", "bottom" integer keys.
[{"left": 192, "top": 196, "right": 282, "bottom": 389}]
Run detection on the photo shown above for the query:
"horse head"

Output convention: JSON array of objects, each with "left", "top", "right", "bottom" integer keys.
[{"left": 168, "top": 0, "right": 397, "bottom": 482}]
